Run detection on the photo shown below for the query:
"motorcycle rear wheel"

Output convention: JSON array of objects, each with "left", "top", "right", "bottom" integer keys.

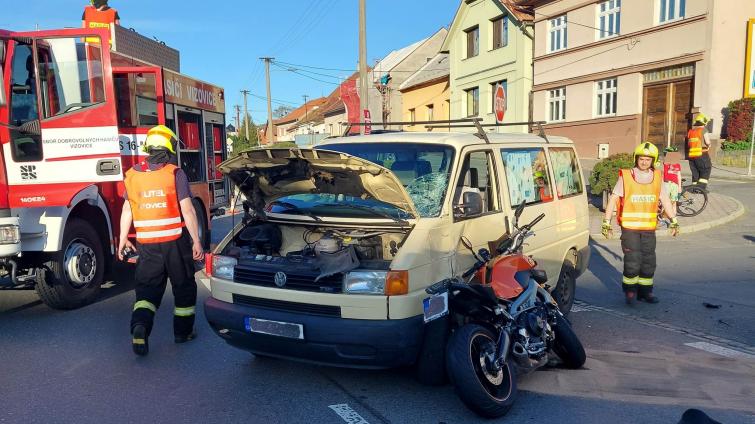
[
  {"left": 446, "top": 324, "right": 517, "bottom": 418},
  {"left": 552, "top": 314, "right": 586, "bottom": 369}
]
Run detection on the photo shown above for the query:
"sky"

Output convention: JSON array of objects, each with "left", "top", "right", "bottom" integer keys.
[{"left": 2, "top": 0, "right": 460, "bottom": 124}]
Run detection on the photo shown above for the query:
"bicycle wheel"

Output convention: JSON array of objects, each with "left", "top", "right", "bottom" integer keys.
[{"left": 677, "top": 186, "right": 708, "bottom": 217}]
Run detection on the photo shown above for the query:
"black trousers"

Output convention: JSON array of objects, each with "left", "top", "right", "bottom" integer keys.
[
  {"left": 689, "top": 154, "right": 712, "bottom": 186},
  {"left": 620, "top": 229, "right": 656, "bottom": 296},
  {"left": 131, "top": 230, "right": 197, "bottom": 337}
]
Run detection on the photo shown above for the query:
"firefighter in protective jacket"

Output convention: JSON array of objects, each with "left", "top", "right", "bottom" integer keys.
[
  {"left": 602, "top": 142, "right": 679, "bottom": 304},
  {"left": 687, "top": 113, "right": 712, "bottom": 190},
  {"left": 118, "top": 125, "right": 204, "bottom": 356}
]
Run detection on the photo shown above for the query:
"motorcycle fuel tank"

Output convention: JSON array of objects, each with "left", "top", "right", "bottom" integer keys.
[{"left": 477, "top": 254, "right": 536, "bottom": 300}]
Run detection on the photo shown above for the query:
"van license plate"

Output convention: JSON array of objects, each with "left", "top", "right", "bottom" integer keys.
[
  {"left": 423, "top": 292, "right": 449, "bottom": 323},
  {"left": 244, "top": 317, "right": 304, "bottom": 340}
]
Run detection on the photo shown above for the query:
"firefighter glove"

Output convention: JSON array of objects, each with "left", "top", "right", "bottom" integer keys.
[
  {"left": 669, "top": 217, "right": 680, "bottom": 237},
  {"left": 601, "top": 219, "right": 613, "bottom": 239}
]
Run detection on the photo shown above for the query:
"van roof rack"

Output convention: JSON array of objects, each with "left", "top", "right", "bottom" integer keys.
[{"left": 340, "top": 119, "right": 549, "bottom": 143}]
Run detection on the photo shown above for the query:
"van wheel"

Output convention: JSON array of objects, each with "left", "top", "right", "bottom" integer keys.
[
  {"left": 552, "top": 259, "right": 576, "bottom": 316},
  {"left": 415, "top": 317, "right": 449, "bottom": 386},
  {"left": 35, "top": 219, "right": 104, "bottom": 309}
]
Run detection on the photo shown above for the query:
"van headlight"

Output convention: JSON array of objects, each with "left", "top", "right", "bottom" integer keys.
[
  {"left": 0, "top": 225, "right": 20, "bottom": 245},
  {"left": 212, "top": 255, "right": 237, "bottom": 280},
  {"left": 343, "top": 271, "right": 387, "bottom": 294}
]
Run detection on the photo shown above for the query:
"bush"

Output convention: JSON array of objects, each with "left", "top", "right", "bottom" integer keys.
[
  {"left": 721, "top": 140, "right": 753, "bottom": 151},
  {"left": 589, "top": 153, "right": 634, "bottom": 195},
  {"left": 725, "top": 98, "right": 755, "bottom": 142}
]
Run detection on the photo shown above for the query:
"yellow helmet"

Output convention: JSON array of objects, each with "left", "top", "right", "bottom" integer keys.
[
  {"left": 143, "top": 125, "right": 177, "bottom": 154},
  {"left": 693, "top": 113, "right": 709, "bottom": 126},
  {"left": 533, "top": 170, "right": 546, "bottom": 180},
  {"left": 633, "top": 142, "right": 659, "bottom": 164}
]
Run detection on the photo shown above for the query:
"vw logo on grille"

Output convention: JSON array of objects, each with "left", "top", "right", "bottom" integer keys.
[{"left": 274, "top": 272, "right": 287, "bottom": 288}]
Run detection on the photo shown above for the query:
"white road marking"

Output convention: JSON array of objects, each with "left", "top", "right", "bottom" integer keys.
[
  {"left": 570, "top": 304, "right": 590, "bottom": 313},
  {"left": 684, "top": 342, "right": 755, "bottom": 360},
  {"left": 328, "top": 404, "right": 370, "bottom": 424}
]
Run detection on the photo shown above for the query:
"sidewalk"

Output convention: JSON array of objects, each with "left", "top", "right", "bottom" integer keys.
[{"left": 580, "top": 158, "right": 755, "bottom": 183}]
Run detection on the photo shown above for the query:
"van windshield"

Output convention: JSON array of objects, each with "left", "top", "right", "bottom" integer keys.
[{"left": 317, "top": 142, "right": 455, "bottom": 217}]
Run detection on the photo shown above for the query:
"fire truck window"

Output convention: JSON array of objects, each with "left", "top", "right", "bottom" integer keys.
[
  {"left": 135, "top": 73, "right": 158, "bottom": 126},
  {"left": 9, "top": 43, "right": 42, "bottom": 162},
  {"left": 114, "top": 73, "right": 134, "bottom": 127},
  {"left": 35, "top": 37, "right": 105, "bottom": 119}
]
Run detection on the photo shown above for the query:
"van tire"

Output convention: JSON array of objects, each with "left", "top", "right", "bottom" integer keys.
[
  {"left": 415, "top": 317, "right": 449, "bottom": 386},
  {"left": 552, "top": 258, "right": 576, "bottom": 316},
  {"left": 35, "top": 219, "right": 104, "bottom": 309}
]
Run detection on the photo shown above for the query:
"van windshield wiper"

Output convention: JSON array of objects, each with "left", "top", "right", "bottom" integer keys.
[
  {"left": 268, "top": 200, "right": 321, "bottom": 222},
  {"left": 320, "top": 203, "right": 412, "bottom": 226}
]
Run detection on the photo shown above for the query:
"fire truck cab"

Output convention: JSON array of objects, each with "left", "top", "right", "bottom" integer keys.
[{"left": 0, "top": 27, "right": 227, "bottom": 309}]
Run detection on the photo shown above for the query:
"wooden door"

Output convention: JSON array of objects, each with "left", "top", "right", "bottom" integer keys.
[
  {"left": 643, "top": 79, "right": 693, "bottom": 149},
  {"left": 643, "top": 84, "right": 669, "bottom": 146},
  {"left": 670, "top": 80, "right": 693, "bottom": 147}
]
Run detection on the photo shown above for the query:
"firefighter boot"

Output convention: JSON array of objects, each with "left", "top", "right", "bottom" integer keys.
[
  {"left": 132, "top": 324, "right": 149, "bottom": 356},
  {"left": 637, "top": 286, "right": 659, "bottom": 304},
  {"left": 625, "top": 290, "right": 636, "bottom": 305}
]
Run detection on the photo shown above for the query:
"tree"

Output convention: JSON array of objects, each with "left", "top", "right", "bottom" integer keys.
[
  {"left": 231, "top": 114, "right": 258, "bottom": 155},
  {"left": 273, "top": 105, "right": 294, "bottom": 119}
]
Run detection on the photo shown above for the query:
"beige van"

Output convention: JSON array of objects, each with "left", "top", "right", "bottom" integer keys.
[{"left": 204, "top": 131, "right": 589, "bottom": 372}]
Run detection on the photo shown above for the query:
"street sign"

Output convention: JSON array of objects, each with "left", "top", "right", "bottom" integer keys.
[
  {"left": 494, "top": 84, "right": 507, "bottom": 123},
  {"left": 363, "top": 109, "right": 372, "bottom": 135}
]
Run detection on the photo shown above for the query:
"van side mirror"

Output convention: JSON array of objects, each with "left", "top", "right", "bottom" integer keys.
[{"left": 455, "top": 191, "right": 483, "bottom": 218}]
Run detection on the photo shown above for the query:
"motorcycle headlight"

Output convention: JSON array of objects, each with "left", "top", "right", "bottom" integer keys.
[
  {"left": 343, "top": 271, "right": 388, "bottom": 295},
  {"left": 0, "top": 225, "right": 20, "bottom": 245},
  {"left": 212, "top": 255, "right": 237, "bottom": 280}
]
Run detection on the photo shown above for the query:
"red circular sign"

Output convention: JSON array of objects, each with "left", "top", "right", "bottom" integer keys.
[{"left": 494, "top": 84, "right": 506, "bottom": 123}]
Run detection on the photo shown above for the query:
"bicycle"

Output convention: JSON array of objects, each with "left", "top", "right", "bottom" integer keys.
[{"left": 659, "top": 178, "right": 708, "bottom": 221}]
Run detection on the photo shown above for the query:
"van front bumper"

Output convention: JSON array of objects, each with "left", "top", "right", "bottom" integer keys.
[{"left": 204, "top": 296, "right": 424, "bottom": 369}]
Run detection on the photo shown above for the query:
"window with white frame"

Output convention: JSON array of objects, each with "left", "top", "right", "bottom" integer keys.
[
  {"left": 409, "top": 108, "right": 416, "bottom": 123},
  {"left": 659, "top": 0, "right": 685, "bottom": 23},
  {"left": 426, "top": 104, "right": 434, "bottom": 121},
  {"left": 596, "top": 78, "right": 618, "bottom": 116},
  {"left": 549, "top": 15, "right": 567, "bottom": 53},
  {"left": 492, "top": 15, "right": 509, "bottom": 49},
  {"left": 548, "top": 87, "right": 566, "bottom": 122},
  {"left": 466, "top": 26, "right": 479, "bottom": 58},
  {"left": 598, "top": 0, "right": 621, "bottom": 39}
]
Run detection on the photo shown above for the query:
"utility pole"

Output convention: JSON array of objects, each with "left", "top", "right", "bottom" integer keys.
[
  {"left": 234, "top": 105, "right": 241, "bottom": 135},
  {"left": 240, "top": 90, "right": 251, "bottom": 142},
  {"left": 260, "top": 57, "right": 275, "bottom": 144},
  {"left": 303, "top": 95, "right": 310, "bottom": 145},
  {"left": 358, "top": 0, "right": 368, "bottom": 135}
]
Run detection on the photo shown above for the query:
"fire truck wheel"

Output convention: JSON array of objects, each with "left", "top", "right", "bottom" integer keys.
[
  {"left": 36, "top": 219, "right": 104, "bottom": 310},
  {"left": 193, "top": 199, "right": 209, "bottom": 250}
]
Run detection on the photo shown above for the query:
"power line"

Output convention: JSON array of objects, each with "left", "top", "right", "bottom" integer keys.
[
  {"left": 250, "top": 93, "right": 299, "bottom": 106},
  {"left": 534, "top": 38, "right": 639, "bottom": 76},
  {"left": 271, "top": 61, "right": 342, "bottom": 86}
]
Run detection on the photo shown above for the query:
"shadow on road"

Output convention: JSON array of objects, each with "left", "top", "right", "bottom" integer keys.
[{"left": 586, "top": 240, "right": 622, "bottom": 292}]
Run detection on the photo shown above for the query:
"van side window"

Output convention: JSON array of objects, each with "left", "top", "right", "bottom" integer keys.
[
  {"left": 453, "top": 150, "right": 500, "bottom": 214},
  {"left": 548, "top": 147, "right": 583, "bottom": 197},
  {"left": 501, "top": 148, "right": 553, "bottom": 206}
]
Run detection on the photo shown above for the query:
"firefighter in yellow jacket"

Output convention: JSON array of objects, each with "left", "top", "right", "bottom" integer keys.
[
  {"left": 118, "top": 125, "right": 204, "bottom": 356},
  {"left": 602, "top": 142, "right": 680, "bottom": 304}
]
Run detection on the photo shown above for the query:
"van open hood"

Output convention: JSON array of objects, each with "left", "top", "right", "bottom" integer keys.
[{"left": 218, "top": 148, "right": 418, "bottom": 218}]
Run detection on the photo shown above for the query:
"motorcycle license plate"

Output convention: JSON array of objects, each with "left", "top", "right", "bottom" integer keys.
[
  {"left": 244, "top": 317, "right": 304, "bottom": 340},
  {"left": 423, "top": 292, "right": 449, "bottom": 323}
]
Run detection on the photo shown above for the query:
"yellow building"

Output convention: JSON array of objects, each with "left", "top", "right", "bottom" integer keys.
[{"left": 399, "top": 53, "right": 450, "bottom": 131}]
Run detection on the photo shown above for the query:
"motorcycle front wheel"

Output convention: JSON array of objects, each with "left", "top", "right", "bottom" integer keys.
[
  {"left": 446, "top": 324, "right": 517, "bottom": 418},
  {"left": 552, "top": 314, "right": 586, "bottom": 369}
]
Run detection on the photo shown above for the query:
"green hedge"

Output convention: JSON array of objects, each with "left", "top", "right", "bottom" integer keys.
[
  {"left": 589, "top": 153, "right": 634, "bottom": 195},
  {"left": 721, "top": 140, "right": 753, "bottom": 151}
]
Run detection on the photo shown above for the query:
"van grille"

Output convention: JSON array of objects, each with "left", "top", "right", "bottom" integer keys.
[
  {"left": 233, "top": 266, "right": 344, "bottom": 294},
  {"left": 232, "top": 294, "right": 341, "bottom": 317}
]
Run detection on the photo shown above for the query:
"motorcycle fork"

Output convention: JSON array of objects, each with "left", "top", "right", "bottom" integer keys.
[{"left": 493, "top": 325, "right": 512, "bottom": 370}]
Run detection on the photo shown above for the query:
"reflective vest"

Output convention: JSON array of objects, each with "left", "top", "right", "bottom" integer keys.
[
  {"left": 617, "top": 168, "right": 661, "bottom": 231},
  {"left": 687, "top": 127, "right": 707, "bottom": 158},
  {"left": 82, "top": 6, "right": 117, "bottom": 44},
  {"left": 124, "top": 164, "right": 184, "bottom": 244},
  {"left": 539, "top": 186, "right": 553, "bottom": 202}
]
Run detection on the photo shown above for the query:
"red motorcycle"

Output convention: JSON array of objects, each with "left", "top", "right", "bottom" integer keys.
[{"left": 424, "top": 203, "right": 586, "bottom": 418}]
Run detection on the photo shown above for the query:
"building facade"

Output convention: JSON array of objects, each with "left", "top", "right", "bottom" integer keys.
[
  {"left": 399, "top": 53, "right": 451, "bottom": 131},
  {"left": 528, "top": 0, "right": 755, "bottom": 158},
  {"left": 442, "top": 0, "right": 534, "bottom": 133}
]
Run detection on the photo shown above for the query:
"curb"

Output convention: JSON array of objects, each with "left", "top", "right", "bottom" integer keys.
[{"left": 589, "top": 196, "right": 746, "bottom": 240}]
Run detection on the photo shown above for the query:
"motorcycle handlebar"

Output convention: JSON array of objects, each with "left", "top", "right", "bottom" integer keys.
[
  {"left": 425, "top": 278, "right": 452, "bottom": 295},
  {"left": 462, "top": 261, "right": 485, "bottom": 279},
  {"left": 527, "top": 213, "right": 545, "bottom": 229}
]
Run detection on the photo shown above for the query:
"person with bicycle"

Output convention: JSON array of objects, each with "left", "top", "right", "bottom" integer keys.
[{"left": 602, "top": 142, "right": 679, "bottom": 304}]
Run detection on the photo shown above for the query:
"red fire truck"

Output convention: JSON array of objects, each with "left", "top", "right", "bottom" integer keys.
[{"left": 0, "top": 26, "right": 228, "bottom": 309}]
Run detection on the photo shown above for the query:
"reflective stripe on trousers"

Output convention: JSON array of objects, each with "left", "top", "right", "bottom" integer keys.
[{"left": 174, "top": 306, "right": 196, "bottom": 317}]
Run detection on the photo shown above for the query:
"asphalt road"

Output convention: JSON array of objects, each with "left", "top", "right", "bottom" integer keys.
[{"left": 1, "top": 181, "right": 753, "bottom": 424}]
